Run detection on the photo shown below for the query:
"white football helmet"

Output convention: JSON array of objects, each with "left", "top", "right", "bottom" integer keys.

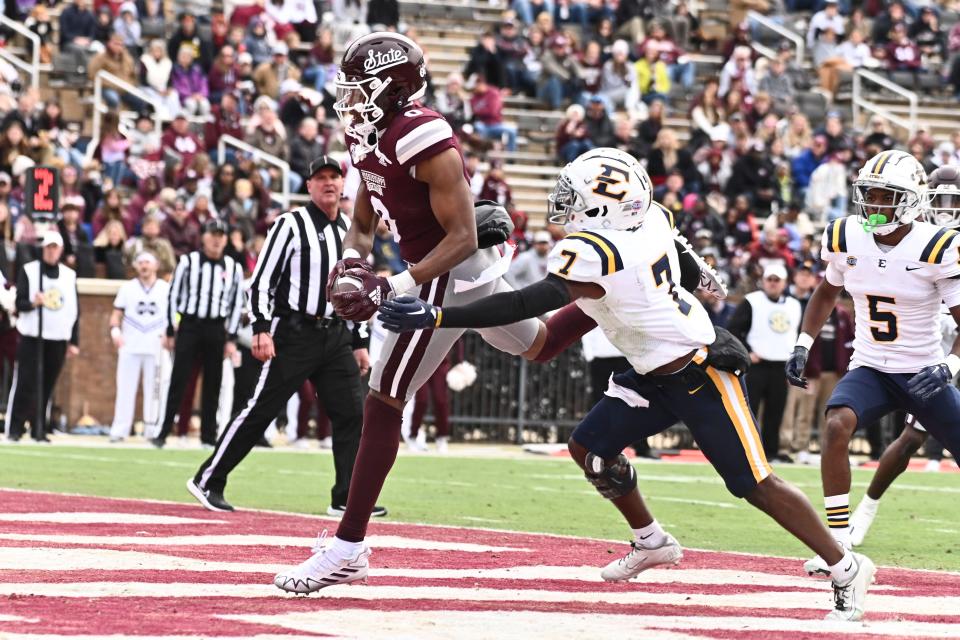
[
  {"left": 923, "top": 165, "right": 960, "bottom": 228},
  {"left": 853, "top": 150, "right": 927, "bottom": 236},
  {"left": 548, "top": 148, "right": 652, "bottom": 232}
]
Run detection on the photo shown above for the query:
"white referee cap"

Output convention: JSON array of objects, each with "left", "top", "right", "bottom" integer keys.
[{"left": 135, "top": 252, "right": 158, "bottom": 265}]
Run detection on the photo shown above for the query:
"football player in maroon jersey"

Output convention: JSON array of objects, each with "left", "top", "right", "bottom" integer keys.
[{"left": 273, "top": 32, "right": 545, "bottom": 593}]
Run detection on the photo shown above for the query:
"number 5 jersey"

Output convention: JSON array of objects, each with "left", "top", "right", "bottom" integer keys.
[
  {"left": 821, "top": 216, "right": 960, "bottom": 373},
  {"left": 546, "top": 204, "right": 716, "bottom": 375}
]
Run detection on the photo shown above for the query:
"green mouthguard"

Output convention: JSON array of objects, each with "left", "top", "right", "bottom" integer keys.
[{"left": 862, "top": 213, "right": 889, "bottom": 232}]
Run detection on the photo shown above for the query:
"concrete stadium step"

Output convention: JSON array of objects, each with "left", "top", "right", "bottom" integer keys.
[{"left": 488, "top": 150, "right": 557, "bottom": 165}]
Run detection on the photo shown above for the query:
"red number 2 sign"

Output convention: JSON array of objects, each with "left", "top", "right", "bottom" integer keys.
[{"left": 25, "top": 166, "right": 59, "bottom": 219}]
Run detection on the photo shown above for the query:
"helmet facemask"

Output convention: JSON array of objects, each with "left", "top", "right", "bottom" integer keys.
[
  {"left": 854, "top": 181, "right": 920, "bottom": 235},
  {"left": 923, "top": 186, "right": 960, "bottom": 228},
  {"left": 335, "top": 72, "right": 393, "bottom": 162},
  {"left": 548, "top": 172, "right": 585, "bottom": 231}
]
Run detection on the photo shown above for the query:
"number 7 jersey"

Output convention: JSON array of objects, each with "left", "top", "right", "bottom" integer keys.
[
  {"left": 821, "top": 216, "right": 960, "bottom": 373},
  {"left": 546, "top": 205, "right": 716, "bottom": 374}
]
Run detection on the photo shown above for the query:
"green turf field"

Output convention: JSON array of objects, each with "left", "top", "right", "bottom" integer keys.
[{"left": 2, "top": 443, "right": 958, "bottom": 571}]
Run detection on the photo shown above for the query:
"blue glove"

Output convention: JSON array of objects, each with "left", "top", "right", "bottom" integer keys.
[
  {"left": 379, "top": 295, "right": 440, "bottom": 333},
  {"left": 784, "top": 346, "right": 809, "bottom": 389},
  {"left": 908, "top": 363, "right": 951, "bottom": 403}
]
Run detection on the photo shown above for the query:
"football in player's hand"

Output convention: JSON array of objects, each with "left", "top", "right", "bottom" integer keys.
[{"left": 332, "top": 274, "right": 363, "bottom": 296}]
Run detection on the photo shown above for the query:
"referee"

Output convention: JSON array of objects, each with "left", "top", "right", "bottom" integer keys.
[
  {"left": 188, "top": 156, "right": 379, "bottom": 516},
  {"left": 152, "top": 219, "right": 244, "bottom": 448}
]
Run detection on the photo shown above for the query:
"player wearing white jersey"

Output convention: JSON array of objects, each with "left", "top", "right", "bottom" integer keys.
[
  {"left": 847, "top": 165, "right": 960, "bottom": 546},
  {"left": 382, "top": 148, "right": 875, "bottom": 621},
  {"left": 786, "top": 152, "right": 960, "bottom": 576},
  {"left": 108, "top": 253, "right": 170, "bottom": 441}
]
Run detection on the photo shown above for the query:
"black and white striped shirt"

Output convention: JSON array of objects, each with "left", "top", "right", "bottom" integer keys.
[
  {"left": 167, "top": 251, "right": 244, "bottom": 337},
  {"left": 250, "top": 202, "right": 350, "bottom": 333}
]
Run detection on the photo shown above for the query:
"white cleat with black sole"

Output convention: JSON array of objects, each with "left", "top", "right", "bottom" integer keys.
[
  {"left": 826, "top": 553, "right": 876, "bottom": 621},
  {"left": 274, "top": 531, "right": 370, "bottom": 594},
  {"left": 600, "top": 534, "right": 683, "bottom": 582},
  {"left": 804, "top": 554, "right": 832, "bottom": 579}
]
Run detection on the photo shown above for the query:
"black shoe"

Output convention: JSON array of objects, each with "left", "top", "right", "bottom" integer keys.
[
  {"left": 7, "top": 434, "right": 21, "bottom": 443},
  {"left": 326, "top": 504, "right": 388, "bottom": 518},
  {"left": 771, "top": 454, "right": 794, "bottom": 464},
  {"left": 185, "top": 478, "right": 234, "bottom": 512},
  {"left": 255, "top": 436, "right": 272, "bottom": 448},
  {"left": 33, "top": 436, "right": 52, "bottom": 444},
  {"left": 150, "top": 437, "right": 165, "bottom": 449}
]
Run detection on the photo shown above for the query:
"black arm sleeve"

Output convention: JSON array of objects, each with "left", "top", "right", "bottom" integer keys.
[
  {"left": 675, "top": 240, "right": 701, "bottom": 293},
  {"left": 726, "top": 299, "right": 754, "bottom": 347},
  {"left": 15, "top": 267, "right": 32, "bottom": 312},
  {"left": 439, "top": 275, "right": 571, "bottom": 329}
]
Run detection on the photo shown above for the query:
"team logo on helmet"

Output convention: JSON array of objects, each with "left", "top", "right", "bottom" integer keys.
[{"left": 363, "top": 48, "right": 409, "bottom": 73}]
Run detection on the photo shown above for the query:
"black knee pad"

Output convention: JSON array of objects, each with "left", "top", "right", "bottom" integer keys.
[{"left": 584, "top": 452, "right": 637, "bottom": 499}]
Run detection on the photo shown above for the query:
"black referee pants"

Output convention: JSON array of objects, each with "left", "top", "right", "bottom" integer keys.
[
  {"left": 194, "top": 316, "right": 364, "bottom": 507},
  {"left": 158, "top": 318, "right": 226, "bottom": 445},
  {"left": 746, "top": 359, "right": 789, "bottom": 459},
  {"left": 6, "top": 336, "right": 67, "bottom": 440}
]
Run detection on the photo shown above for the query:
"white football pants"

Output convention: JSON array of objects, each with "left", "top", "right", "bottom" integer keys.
[{"left": 110, "top": 351, "right": 169, "bottom": 439}]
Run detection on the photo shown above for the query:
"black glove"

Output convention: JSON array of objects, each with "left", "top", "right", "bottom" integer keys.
[
  {"left": 474, "top": 200, "right": 514, "bottom": 249},
  {"left": 379, "top": 295, "right": 440, "bottom": 333},
  {"left": 785, "top": 346, "right": 809, "bottom": 389},
  {"left": 908, "top": 363, "right": 951, "bottom": 403}
]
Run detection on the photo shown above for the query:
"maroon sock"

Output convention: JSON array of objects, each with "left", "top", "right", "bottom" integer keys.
[{"left": 336, "top": 395, "right": 403, "bottom": 542}]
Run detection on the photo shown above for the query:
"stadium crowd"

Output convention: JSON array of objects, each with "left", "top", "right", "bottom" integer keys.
[{"left": 0, "top": 0, "right": 954, "bottom": 464}]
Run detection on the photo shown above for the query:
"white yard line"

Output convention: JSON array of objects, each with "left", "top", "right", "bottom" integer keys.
[
  {"left": 0, "top": 534, "right": 526, "bottom": 553},
  {"left": 0, "top": 513, "right": 224, "bottom": 525},
  {"left": 219, "top": 609, "right": 960, "bottom": 640},
  {"left": 0, "top": 582, "right": 946, "bottom": 616}
]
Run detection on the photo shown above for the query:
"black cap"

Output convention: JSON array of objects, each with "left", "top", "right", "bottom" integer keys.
[
  {"left": 308, "top": 155, "right": 343, "bottom": 178},
  {"left": 203, "top": 218, "right": 229, "bottom": 235}
]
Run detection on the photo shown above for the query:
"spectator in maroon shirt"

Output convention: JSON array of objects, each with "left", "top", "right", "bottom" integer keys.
[
  {"left": 160, "top": 197, "right": 201, "bottom": 257},
  {"left": 886, "top": 23, "right": 922, "bottom": 71},
  {"left": 161, "top": 112, "right": 203, "bottom": 169},
  {"left": 205, "top": 93, "right": 244, "bottom": 153},
  {"left": 208, "top": 46, "right": 239, "bottom": 104},
  {"left": 750, "top": 227, "right": 796, "bottom": 270},
  {"left": 469, "top": 75, "right": 517, "bottom": 151},
  {"left": 478, "top": 161, "right": 513, "bottom": 208}
]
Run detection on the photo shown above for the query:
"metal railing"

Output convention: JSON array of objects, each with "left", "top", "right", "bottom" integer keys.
[
  {"left": 0, "top": 16, "right": 40, "bottom": 90},
  {"left": 750, "top": 42, "right": 777, "bottom": 61},
  {"left": 217, "top": 134, "right": 292, "bottom": 210},
  {"left": 747, "top": 11, "right": 805, "bottom": 64},
  {"left": 852, "top": 68, "right": 919, "bottom": 138},
  {"left": 89, "top": 70, "right": 166, "bottom": 161},
  {"left": 448, "top": 333, "right": 594, "bottom": 444}
]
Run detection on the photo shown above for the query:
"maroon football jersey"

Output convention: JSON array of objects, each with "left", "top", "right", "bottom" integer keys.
[{"left": 348, "top": 106, "right": 465, "bottom": 263}]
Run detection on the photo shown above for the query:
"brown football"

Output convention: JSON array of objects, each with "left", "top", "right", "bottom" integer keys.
[{"left": 332, "top": 274, "right": 363, "bottom": 295}]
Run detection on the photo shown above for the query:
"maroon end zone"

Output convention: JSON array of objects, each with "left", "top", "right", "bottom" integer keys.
[{"left": 0, "top": 488, "right": 957, "bottom": 639}]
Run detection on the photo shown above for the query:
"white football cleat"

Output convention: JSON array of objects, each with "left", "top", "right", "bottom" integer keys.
[
  {"left": 925, "top": 459, "right": 942, "bottom": 472},
  {"left": 273, "top": 531, "right": 370, "bottom": 594},
  {"left": 826, "top": 553, "right": 876, "bottom": 621},
  {"left": 849, "top": 500, "right": 878, "bottom": 547},
  {"left": 804, "top": 554, "right": 832, "bottom": 579},
  {"left": 435, "top": 436, "right": 449, "bottom": 454},
  {"left": 600, "top": 535, "right": 683, "bottom": 581}
]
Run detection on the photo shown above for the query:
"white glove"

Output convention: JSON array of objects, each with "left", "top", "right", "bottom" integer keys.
[{"left": 446, "top": 361, "right": 477, "bottom": 391}]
